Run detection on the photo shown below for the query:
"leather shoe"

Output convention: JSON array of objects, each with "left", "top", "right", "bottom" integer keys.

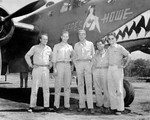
[
  {"left": 27, "top": 107, "right": 34, "bottom": 113},
  {"left": 115, "top": 111, "right": 122, "bottom": 115},
  {"left": 110, "top": 109, "right": 117, "bottom": 114},
  {"left": 53, "top": 107, "right": 60, "bottom": 113},
  {"left": 104, "top": 108, "right": 111, "bottom": 114},
  {"left": 44, "top": 107, "right": 54, "bottom": 112},
  {"left": 77, "top": 108, "right": 86, "bottom": 112},
  {"left": 64, "top": 107, "right": 73, "bottom": 111},
  {"left": 89, "top": 109, "right": 95, "bottom": 114}
]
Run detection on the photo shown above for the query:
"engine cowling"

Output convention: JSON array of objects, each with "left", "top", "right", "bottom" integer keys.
[{"left": 0, "top": 7, "right": 15, "bottom": 46}]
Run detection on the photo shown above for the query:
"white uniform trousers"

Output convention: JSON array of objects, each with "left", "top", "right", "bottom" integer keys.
[
  {"left": 30, "top": 67, "right": 50, "bottom": 108},
  {"left": 54, "top": 63, "right": 71, "bottom": 108},
  {"left": 93, "top": 68, "right": 110, "bottom": 108},
  {"left": 76, "top": 61, "right": 93, "bottom": 109},
  {"left": 107, "top": 66, "right": 124, "bottom": 111}
]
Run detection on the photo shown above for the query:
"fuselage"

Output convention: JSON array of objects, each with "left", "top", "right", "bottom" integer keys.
[{"left": 21, "top": 0, "right": 150, "bottom": 52}]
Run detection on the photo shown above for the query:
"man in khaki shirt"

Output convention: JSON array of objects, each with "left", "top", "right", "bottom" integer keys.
[
  {"left": 52, "top": 31, "right": 74, "bottom": 112},
  {"left": 107, "top": 33, "right": 131, "bottom": 115},
  {"left": 74, "top": 29, "right": 95, "bottom": 114},
  {"left": 92, "top": 40, "right": 110, "bottom": 113},
  {"left": 25, "top": 34, "right": 53, "bottom": 112}
]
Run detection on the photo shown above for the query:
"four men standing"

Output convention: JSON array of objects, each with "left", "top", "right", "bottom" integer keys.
[{"left": 25, "top": 30, "right": 131, "bottom": 115}]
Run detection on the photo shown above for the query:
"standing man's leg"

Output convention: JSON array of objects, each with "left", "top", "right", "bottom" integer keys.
[
  {"left": 93, "top": 69, "right": 104, "bottom": 107},
  {"left": 54, "top": 63, "right": 64, "bottom": 109},
  {"left": 64, "top": 63, "right": 71, "bottom": 108},
  {"left": 29, "top": 67, "right": 41, "bottom": 108},
  {"left": 42, "top": 67, "right": 50, "bottom": 108},
  {"left": 107, "top": 66, "right": 118, "bottom": 110},
  {"left": 24, "top": 72, "right": 28, "bottom": 88},
  {"left": 76, "top": 62, "right": 86, "bottom": 109},
  {"left": 113, "top": 67, "right": 124, "bottom": 111},
  {"left": 20, "top": 72, "right": 23, "bottom": 88},
  {"left": 100, "top": 69, "right": 110, "bottom": 108},
  {"left": 84, "top": 62, "right": 93, "bottom": 109}
]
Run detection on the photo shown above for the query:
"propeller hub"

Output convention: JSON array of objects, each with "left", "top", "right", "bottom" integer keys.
[
  {"left": 0, "top": 16, "right": 4, "bottom": 21},
  {"left": 0, "top": 17, "right": 4, "bottom": 33},
  {"left": 0, "top": 7, "right": 15, "bottom": 46}
]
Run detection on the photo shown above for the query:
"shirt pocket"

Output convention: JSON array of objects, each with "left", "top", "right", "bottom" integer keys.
[
  {"left": 113, "top": 49, "right": 120, "bottom": 55},
  {"left": 45, "top": 50, "right": 51, "bottom": 55},
  {"left": 83, "top": 46, "right": 91, "bottom": 54}
]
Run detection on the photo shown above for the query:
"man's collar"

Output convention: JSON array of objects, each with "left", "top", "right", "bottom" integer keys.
[
  {"left": 97, "top": 49, "right": 106, "bottom": 55},
  {"left": 60, "top": 42, "right": 68, "bottom": 46},
  {"left": 79, "top": 39, "right": 86, "bottom": 45},
  {"left": 111, "top": 43, "right": 117, "bottom": 47}
]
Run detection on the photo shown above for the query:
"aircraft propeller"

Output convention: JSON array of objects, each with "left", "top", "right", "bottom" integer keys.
[
  {"left": 0, "top": 0, "right": 47, "bottom": 24},
  {"left": 0, "top": 0, "right": 47, "bottom": 76}
]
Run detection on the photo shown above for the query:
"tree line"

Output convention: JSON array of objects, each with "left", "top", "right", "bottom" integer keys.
[{"left": 124, "top": 59, "right": 150, "bottom": 77}]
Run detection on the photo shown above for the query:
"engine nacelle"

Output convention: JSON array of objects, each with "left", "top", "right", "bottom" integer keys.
[{"left": 0, "top": 7, "right": 15, "bottom": 46}]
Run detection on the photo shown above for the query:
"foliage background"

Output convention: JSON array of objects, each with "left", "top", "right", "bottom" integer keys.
[{"left": 125, "top": 59, "right": 150, "bottom": 77}]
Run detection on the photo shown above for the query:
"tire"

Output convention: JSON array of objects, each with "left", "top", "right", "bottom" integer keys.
[{"left": 123, "top": 79, "right": 135, "bottom": 107}]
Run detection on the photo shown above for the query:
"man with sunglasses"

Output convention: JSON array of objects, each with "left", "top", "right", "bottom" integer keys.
[{"left": 107, "top": 33, "right": 131, "bottom": 115}]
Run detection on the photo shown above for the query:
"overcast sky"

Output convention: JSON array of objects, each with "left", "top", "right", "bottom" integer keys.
[{"left": 0, "top": 0, "right": 150, "bottom": 60}]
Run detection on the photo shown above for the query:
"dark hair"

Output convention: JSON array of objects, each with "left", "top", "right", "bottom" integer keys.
[
  {"left": 94, "top": 40, "right": 105, "bottom": 50},
  {"left": 62, "top": 30, "right": 69, "bottom": 35},
  {"left": 39, "top": 33, "right": 48, "bottom": 40},
  {"left": 87, "top": 5, "right": 96, "bottom": 16},
  {"left": 37, "top": 33, "right": 48, "bottom": 44},
  {"left": 78, "top": 29, "right": 86, "bottom": 34},
  {"left": 59, "top": 30, "right": 69, "bottom": 42},
  {"left": 107, "top": 32, "right": 116, "bottom": 38}
]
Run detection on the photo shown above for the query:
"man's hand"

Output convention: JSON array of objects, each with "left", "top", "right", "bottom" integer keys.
[
  {"left": 49, "top": 62, "right": 52, "bottom": 69},
  {"left": 53, "top": 68, "right": 58, "bottom": 76},
  {"left": 119, "top": 65, "right": 126, "bottom": 69},
  {"left": 29, "top": 64, "right": 33, "bottom": 68}
]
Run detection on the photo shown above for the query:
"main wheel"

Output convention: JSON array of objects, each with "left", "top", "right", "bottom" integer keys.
[{"left": 123, "top": 79, "right": 135, "bottom": 107}]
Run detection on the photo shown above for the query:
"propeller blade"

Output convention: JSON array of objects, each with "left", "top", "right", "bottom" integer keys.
[
  {"left": 0, "top": 48, "right": 2, "bottom": 76},
  {"left": 4, "top": 0, "right": 47, "bottom": 21}
]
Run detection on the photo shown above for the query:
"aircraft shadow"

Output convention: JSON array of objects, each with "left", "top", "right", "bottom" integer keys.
[
  {"left": 0, "top": 82, "right": 12, "bottom": 84},
  {"left": 0, "top": 108, "right": 55, "bottom": 113},
  {"left": 0, "top": 87, "right": 78, "bottom": 108},
  {"left": 0, "top": 109, "right": 27, "bottom": 112}
]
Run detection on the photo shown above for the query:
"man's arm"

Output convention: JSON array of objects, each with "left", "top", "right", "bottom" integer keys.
[
  {"left": 49, "top": 48, "right": 53, "bottom": 69},
  {"left": 91, "top": 42, "right": 95, "bottom": 58},
  {"left": 72, "top": 44, "right": 78, "bottom": 67},
  {"left": 120, "top": 46, "right": 131, "bottom": 68},
  {"left": 91, "top": 55, "right": 97, "bottom": 72},
  {"left": 25, "top": 46, "right": 34, "bottom": 68},
  {"left": 52, "top": 45, "right": 57, "bottom": 74},
  {"left": 124, "top": 53, "right": 131, "bottom": 68}
]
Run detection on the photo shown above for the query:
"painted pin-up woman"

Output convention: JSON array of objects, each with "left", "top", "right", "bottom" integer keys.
[{"left": 83, "top": 5, "right": 101, "bottom": 33}]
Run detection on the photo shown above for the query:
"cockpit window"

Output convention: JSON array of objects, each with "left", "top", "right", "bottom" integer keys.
[
  {"left": 46, "top": 1, "right": 54, "bottom": 7},
  {"left": 60, "top": 1, "right": 72, "bottom": 13},
  {"left": 60, "top": 0, "right": 90, "bottom": 13},
  {"left": 106, "top": 0, "right": 116, "bottom": 4},
  {"left": 73, "top": 0, "right": 90, "bottom": 8}
]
